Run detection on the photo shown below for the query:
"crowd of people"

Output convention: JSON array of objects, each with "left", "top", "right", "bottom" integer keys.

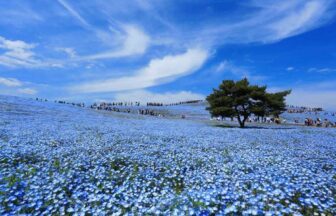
[
  {"left": 103, "top": 102, "right": 141, "bottom": 106},
  {"left": 146, "top": 102, "right": 164, "bottom": 106},
  {"left": 90, "top": 102, "right": 164, "bottom": 117},
  {"left": 287, "top": 105, "right": 323, "bottom": 113},
  {"left": 33, "top": 98, "right": 336, "bottom": 128},
  {"left": 213, "top": 116, "right": 283, "bottom": 124},
  {"left": 55, "top": 100, "right": 85, "bottom": 107},
  {"left": 138, "top": 109, "right": 164, "bottom": 117},
  {"left": 146, "top": 100, "right": 203, "bottom": 106},
  {"left": 35, "top": 97, "right": 85, "bottom": 107},
  {"left": 164, "top": 100, "right": 203, "bottom": 106},
  {"left": 286, "top": 106, "right": 336, "bottom": 127},
  {"left": 303, "top": 118, "right": 335, "bottom": 127},
  {"left": 35, "top": 98, "right": 48, "bottom": 102}
]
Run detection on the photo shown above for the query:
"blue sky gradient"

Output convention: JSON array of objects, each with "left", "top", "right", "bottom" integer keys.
[{"left": 0, "top": 0, "right": 336, "bottom": 108}]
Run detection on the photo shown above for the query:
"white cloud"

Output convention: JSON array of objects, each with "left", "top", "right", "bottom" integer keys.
[
  {"left": 114, "top": 90, "right": 205, "bottom": 104},
  {"left": 83, "top": 25, "right": 150, "bottom": 60},
  {"left": 214, "top": 60, "right": 266, "bottom": 81},
  {"left": 57, "top": 0, "right": 150, "bottom": 59},
  {"left": 287, "top": 89, "right": 336, "bottom": 110},
  {"left": 57, "top": 0, "right": 90, "bottom": 28},
  {"left": 17, "top": 88, "right": 37, "bottom": 95},
  {"left": 215, "top": 61, "right": 229, "bottom": 73},
  {"left": 56, "top": 47, "right": 77, "bottom": 58},
  {"left": 0, "top": 77, "right": 22, "bottom": 87},
  {"left": 72, "top": 48, "right": 208, "bottom": 93},
  {"left": 0, "top": 36, "right": 41, "bottom": 68},
  {"left": 287, "top": 67, "right": 294, "bottom": 71},
  {"left": 273, "top": 80, "right": 336, "bottom": 110},
  {"left": 0, "top": 76, "right": 38, "bottom": 96},
  {"left": 0, "top": 3, "right": 43, "bottom": 27},
  {"left": 308, "top": 67, "right": 336, "bottom": 73},
  {"left": 204, "top": 0, "right": 334, "bottom": 44},
  {"left": 215, "top": 60, "right": 248, "bottom": 76},
  {"left": 268, "top": 1, "right": 327, "bottom": 41}
]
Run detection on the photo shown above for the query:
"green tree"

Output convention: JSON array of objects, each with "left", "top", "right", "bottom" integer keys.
[{"left": 206, "top": 78, "right": 291, "bottom": 128}]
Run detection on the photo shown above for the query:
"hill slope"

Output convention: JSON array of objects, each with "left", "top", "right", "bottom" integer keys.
[{"left": 0, "top": 96, "right": 336, "bottom": 215}]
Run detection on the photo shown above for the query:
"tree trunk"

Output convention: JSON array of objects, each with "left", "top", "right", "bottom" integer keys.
[{"left": 237, "top": 115, "right": 245, "bottom": 128}]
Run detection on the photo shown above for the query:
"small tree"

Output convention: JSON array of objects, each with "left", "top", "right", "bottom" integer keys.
[{"left": 206, "top": 78, "right": 290, "bottom": 128}]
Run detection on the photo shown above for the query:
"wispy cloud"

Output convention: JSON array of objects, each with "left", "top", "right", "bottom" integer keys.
[
  {"left": 0, "top": 36, "right": 64, "bottom": 68},
  {"left": 215, "top": 60, "right": 266, "bottom": 81},
  {"left": 0, "top": 76, "right": 37, "bottom": 96},
  {"left": 0, "top": 1, "right": 43, "bottom": 27},
  {"left": 134, "top": 0, "right": 176, "bottom": 31},
  {"left": 57, "top": 0, "right": 90, "bottom": 28},
  {"left": 1, "top": 0, "right": 335, "bottom": 108},
  {"left": 0, "top": 36, "right": 40, "bottom": 67},
  {"left": 287, "top": 89, "right": 336, "bottom": 110},
  {"left": 17, "top": 88, "right": 37, "bottom": 95},
  {"left": 308, "top": 67, "right": 336, "bottom": 73},
  {"left": 57, "top": 0, "right": 150, "bottom": 60},
  {"left": 0, "top": 77, "right": 22, "bottom": 87},
  {"left": 267, "top": 1, "right": 330, "bottom": 41},
  {"left": 215, "top": 60, "right": 249, "bottom": 76},
  {"left": 56, "top": 47, "right": 77, "bottom": 58},
  {"left": 202, "top": 0, "right": 335, "bottom": 45},
  {"left": 72, "top": 48, "right": 208, "bottom": 93},
  {"left": 273, "top": 79, "right": 336, "bottom": 110},
  {"left": 82, "top": 25, "right": 150, "bottom": 60}
]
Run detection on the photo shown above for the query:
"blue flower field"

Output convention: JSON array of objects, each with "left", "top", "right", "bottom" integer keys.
[{"left": 0, "top": 96, "right": 335, "bottom": 215}]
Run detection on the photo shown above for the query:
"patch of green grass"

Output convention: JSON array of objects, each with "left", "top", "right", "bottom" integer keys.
[
  {"left": 129, "top": 163, "right": 140, "bottom": 181},
  {"left": 252, "top": 188, "right": 264, "bottom": 196},
  {"left": 24, "top": 166, "right": 37, "bottom": 177},
  {"left": 245, "top": 181, "right": 252, "bottom": 190},
  {"left": 291, "top": 191, "right": 302, "bottom": 205},
  {"left": 18, "top": 207, "right": 36, "bottom": 214},
  {"left": 223, "top": 167, "right": 233, "bottom": 175},
  {"left": 11, "top": 154, "right": 41, "bottom": 166},
  {"left": 171, "top": 177, "right": 185, "bottom": 195},
  {"left": 263, "top": 204, "right": 271, "bottom": 211},
  {"left": 3, "top": 174, "right": 21, "bottom": 187},
  {"left": 279, "top": 199, "right": 289, "bottom": 207},
  {"left": 0, "top": 157, "right": 9, "bottom": 164},
  {"left": 62, "top": 186, "right": 73, "bottom": 198},
  {"left": 53, "top": 159, "right": 61, "bottom": 169},
  {"left": 191, "top": 199, "right": 207, "bottom": 208},
  {"left": 110, "top": 158, "right": 129, "bottom": 171},
  {"left": 195, "top": 159, "right": 205, "bottom": 168},
  {"left": 222, "top": 148, "right": 229, "bottom": 157}
]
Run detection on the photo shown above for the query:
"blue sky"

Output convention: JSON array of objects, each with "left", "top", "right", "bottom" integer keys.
[{"left": 1, "top": 0, "right": 336, "bottom": 109}]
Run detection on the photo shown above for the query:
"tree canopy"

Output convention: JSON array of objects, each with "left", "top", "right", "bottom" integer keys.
[{"left": 206, "top": 78, "right": 291, "bottom": 128}]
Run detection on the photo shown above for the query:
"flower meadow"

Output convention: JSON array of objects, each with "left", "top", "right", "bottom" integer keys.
[{"left": 0, "top": 96, "right": 336, "bottom": 215}]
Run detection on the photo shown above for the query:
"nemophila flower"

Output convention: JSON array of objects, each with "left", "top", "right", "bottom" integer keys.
[{"left": 1, "top": 96, "right": 336, "bottom": 214}]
